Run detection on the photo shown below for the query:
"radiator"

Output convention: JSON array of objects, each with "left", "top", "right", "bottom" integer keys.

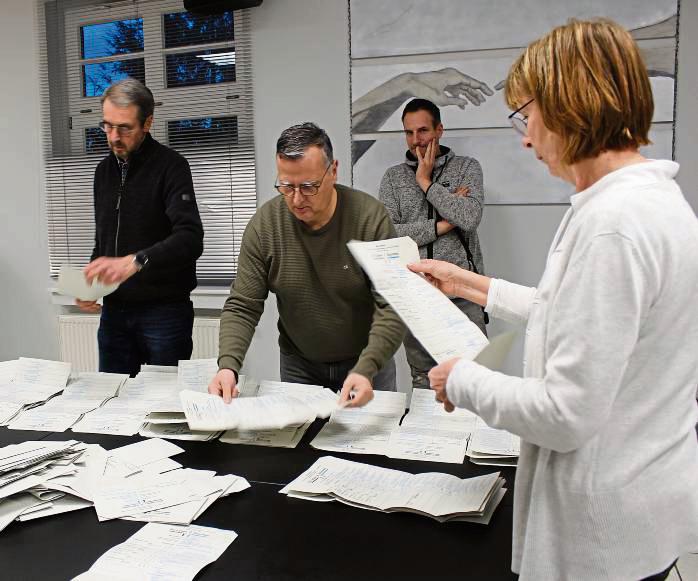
[{"left": 58, "top": 315, "right": 220, "bottom": 372}]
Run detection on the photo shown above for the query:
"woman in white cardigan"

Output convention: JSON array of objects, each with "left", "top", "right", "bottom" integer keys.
[{"left": 410, "top": 19, "right": 698, "bottom": 581}]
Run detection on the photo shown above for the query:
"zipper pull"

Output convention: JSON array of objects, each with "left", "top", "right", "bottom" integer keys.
[{"left": 116, "top": 193, "right": 121, "bottom": 210}]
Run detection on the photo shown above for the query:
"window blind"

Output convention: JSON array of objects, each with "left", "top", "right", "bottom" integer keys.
[{"left": 38, "top": 0, "right": 256, "bottom": 284}]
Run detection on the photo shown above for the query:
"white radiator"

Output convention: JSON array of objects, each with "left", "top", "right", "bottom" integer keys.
[{"left": 58, "top": 315, "right": 220, "bottom": 372}]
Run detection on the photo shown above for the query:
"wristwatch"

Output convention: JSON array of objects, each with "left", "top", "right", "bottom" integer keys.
[{"left": 133, "top": 251, "right": 149, "bottom": 271}]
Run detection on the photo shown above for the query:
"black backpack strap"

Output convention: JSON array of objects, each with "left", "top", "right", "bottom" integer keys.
[{"left": 453, "top": 228, "right": 489, "bottom": 325}]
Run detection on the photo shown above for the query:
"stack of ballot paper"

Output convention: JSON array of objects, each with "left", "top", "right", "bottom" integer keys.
[
  {"left": 91, "top": 439, "right": 250, "bottom": 525},
  {"left": 466, "top": 419, "right": 520, "bottom": 466},
  {"left": 140, "top": 361, "right": 242, "bottom": 441},
  {"left": 0, "top": 438, "right": 250, "bottom": 533},
  {"left": 8, "top": 371, "right": 127, "bottom": 432},
  {"left": 73, "top": 370, "right": 186, "bottom": 436},
  {"left": 180, "top": 381, "right": 340, "bottom": 432},
  {"left": 281, "top": 456, "right": 506, "bottom": 524},
  {"left": 219, "top": 380, "right": 330, "bottom": 448},
  {"left": 0, "top": 358, "right": 71, "bottom": 426},
  {"left": 386, "top": 389, "right": 478, "bottom": 464},
  {"left": 310, "top": 391, "right": 406, "bottom": 456},
  {"left": 74, "top": 523, "right": 238, "bottom": 581},
  {"left": 0, "top": 440, "right": 88, "bottom": 531}
]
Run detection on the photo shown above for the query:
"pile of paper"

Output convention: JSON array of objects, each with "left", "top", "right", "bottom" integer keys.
[
  {"left": 180, "top": 380, "right": 340, "bottom": 433},
  {"left": 0, "top": 438, "right": 250, "bottom": 533},
  {"left": 219, "top": 381, "right": 330, "bottom": 448},
  {"left": 281, "top": 455, "right": 506, "bottom": 524},
  {"left": 0, "top": 358, "right": 72, "bottom": 425},
  {"left": 310, "top": 391, "right": 406, "bottom": 455},
  {"left": 93, "top": 439, "right": 249, "bottom": 525},
  {"left": 386, "top": 389, "right": 478, "bottom": 464},
  {"left": 0, "top": 439, "right": 88, "bottom": 531},
  {"left": 8, "top": 371, "right": 127, "bottom": 432},
  {"left": 74, "top": 522, "right": 238, "bottom": 581},
  {"left": 73, "top": 369, "right": 186, "bottom": 436},
  {"left": 137, "top": 359, "right": 223, "bottom": 441},
  {"left": 466, "top": 418, "right": 520, "bottom": 466}
]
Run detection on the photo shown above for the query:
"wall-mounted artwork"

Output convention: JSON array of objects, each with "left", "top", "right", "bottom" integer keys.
[{"left": 349, "top": 0, "right": 679, "bottom": 204}]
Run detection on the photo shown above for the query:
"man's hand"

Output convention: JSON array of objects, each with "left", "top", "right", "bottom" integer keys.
[
  {"left": 454, "top": 186, "right": 470, "bottom": 197},
  {"left": 84, "top": 255, "right": 138, "bottom": 285},
  {"left": 428, "top": 357, "right": 461, "bottom": 413},
  {"left": 415, "top": 139, "right": 437, "bottom": 192},
  {"left": 436, "top": 220, "right": 455, "bottom": 236},
  {"left": 75, "top": 299, "right": 101, "bottom": 314},
  {"left": 339, "top": 372, "right": 374, "bottom": 408},
  {"left": 208, "top": 369, "right": 238, "bottom": 404}
]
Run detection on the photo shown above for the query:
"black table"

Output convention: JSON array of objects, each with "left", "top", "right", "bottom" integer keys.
[{"left": 0, "top": 426, "right": 517, "bottom": 580}]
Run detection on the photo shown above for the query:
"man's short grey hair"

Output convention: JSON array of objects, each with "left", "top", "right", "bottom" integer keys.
[
  {"left": 101, "top": 78, "right": 154, "bottom": 125},
  {"left": 276, "top": 122, "right": 334, "bottom": 163}
]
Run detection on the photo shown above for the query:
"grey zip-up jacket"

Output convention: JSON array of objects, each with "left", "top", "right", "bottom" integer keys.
[{"left": 379, "top": 147, "right": 485, "bottom": 275}]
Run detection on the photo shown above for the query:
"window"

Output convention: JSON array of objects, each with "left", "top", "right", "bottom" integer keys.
[
  {"left": 80, "top": 18, "right": 145, "bottom": 96},
  {"left": 165, "top": 48, "right": 236, "bottom": 88},
  {"left": 168, "top": 116, "right": 238, "bottom": 148},
  {"left": 39, "top": 0, "right": 256, "bottom": 284}
]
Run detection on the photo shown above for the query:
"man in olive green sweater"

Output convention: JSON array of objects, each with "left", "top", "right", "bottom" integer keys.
[{"left": 208, "top": 123, "right": 405, "bottom": 407}]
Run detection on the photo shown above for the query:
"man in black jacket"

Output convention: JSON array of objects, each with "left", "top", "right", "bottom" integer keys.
[{"left": 77, "top": 78, "right": 204, "bottom": 376}]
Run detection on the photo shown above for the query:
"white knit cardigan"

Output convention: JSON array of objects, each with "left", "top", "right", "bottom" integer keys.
[{"left": 447, "top": 160, "right": 698, "bottom": 580}]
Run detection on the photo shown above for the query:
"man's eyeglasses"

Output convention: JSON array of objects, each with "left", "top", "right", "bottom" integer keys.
[
  {"left": 99, "top": 121, "right": 137, "bottom": 136},
  {"left": 508, "top": 98, "right": 534, "bottom": 136},
  {"left": 275, "top": 163, "right": 332, "bottom": 197}
]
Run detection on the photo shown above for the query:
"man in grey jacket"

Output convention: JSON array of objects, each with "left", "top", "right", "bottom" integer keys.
[{"left": 379, "top": 98, "right": 486, "bottom": 389}]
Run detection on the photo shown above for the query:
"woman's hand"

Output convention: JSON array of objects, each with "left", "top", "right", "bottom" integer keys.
[{"left": 408, "top": 259, "right": 491, "bottom": 306}]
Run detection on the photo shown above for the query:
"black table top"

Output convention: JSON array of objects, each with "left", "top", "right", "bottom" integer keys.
[{"left": 0, "top": 425, "right": 517, "bottom": 580}]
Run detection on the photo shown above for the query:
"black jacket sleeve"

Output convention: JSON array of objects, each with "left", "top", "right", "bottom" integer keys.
[{"left": 141, "top": 156, "right": 204, "bottom": 268}]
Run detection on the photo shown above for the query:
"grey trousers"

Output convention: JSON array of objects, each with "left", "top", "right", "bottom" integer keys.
[
  {"left": 403, "top": 298, "right": 487, "bottom": 389},
  {"left": 280, "top": 350, "right": 397, "bottom": 392}
]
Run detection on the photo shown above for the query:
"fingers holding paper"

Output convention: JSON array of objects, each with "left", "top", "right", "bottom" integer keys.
[
  {"left": 339, "top": 372, "right": 374, "bottom": 408},
  {"left": 208, "top": 368, "right": 239, "bottom": 404},
  {"left": 428, "top": 357, "right": 461, "bottom": 413},
  {"left": 84, "top": 255, "right": 138, "bottom": 285},
  {"left": 408, "top": 259, "right": 490, "bottom": 307},
  {"left": 75, "top": 299, "right": 102, "bottom": 314}
]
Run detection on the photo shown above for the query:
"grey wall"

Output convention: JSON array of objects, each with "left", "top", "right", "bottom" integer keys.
[
  {"left": 675, "top": 0, "right": 698, "bottom": 212},
  {"left": 0, "top": 0, "right": 696, "bottom": 386}
]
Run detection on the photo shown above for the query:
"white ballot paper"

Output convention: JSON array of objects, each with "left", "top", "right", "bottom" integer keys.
[
  {"left": 73, "top": 523, "right": 238, "bottom": 581},
  {"left": 179, "top": 390, "right": 317, "bottom": 431},
  {"left": 386, "top": 389, "right": 477, "bottom": 464},
  {"left": 467, "top": 418, "right": 520, "bottom": 466},
  {"left": 178, "top": 358, "right": 219, "bottom": 391},
  {"left": 15, "top": 357, "right": 71, "bottom": 388},
  {"left": 281, "top": 456, "right": 506, "bottom": 524},
  {"left": 0, "top": 360, "right": 17, "bottom": 384},
  {"left": 57, "top": 265, "right": 119, "bottom": 302},
  {"left": 347, "top": 237, "right": 488, "bottom": 362},
  {"left": 311, "top": 391, "right": 406, "bottom": 456}
]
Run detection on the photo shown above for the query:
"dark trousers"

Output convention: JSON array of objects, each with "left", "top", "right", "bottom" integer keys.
[
  {"left": 404, "top": 297, "right": 486, "bottom": 389},
  {"left": 280, "top": 350, "right": 396, "bottom": 392},
  {"left": 98, "top": 300, "right": 194, "bottom": 377}
]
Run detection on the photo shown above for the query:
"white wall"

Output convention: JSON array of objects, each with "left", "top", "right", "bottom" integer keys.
[
  {"left": 0, "top": 0, "right": 696, "bottom": 386},
  {"left": 0, "top": 0, "right": 58, "bottom": 361}
]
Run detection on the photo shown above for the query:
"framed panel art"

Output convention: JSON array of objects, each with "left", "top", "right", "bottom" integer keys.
[{"left": 349, "top": 0, "right": 679, "bottom": 204}]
